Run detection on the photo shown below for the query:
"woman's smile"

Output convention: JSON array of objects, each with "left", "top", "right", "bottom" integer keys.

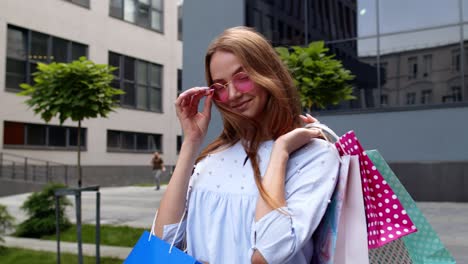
[{"left": 231, "top": 98, "right": 252, "bottom": 112}]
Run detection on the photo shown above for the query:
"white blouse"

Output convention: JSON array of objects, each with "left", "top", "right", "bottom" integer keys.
[{"left": 161, "top": 139, "right": 340, "bottom": 264}]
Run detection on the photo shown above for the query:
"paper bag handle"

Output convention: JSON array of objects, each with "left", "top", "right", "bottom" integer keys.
[
  {"left": 305, "top": 122, "right": 348, "bottom": 155},
  {"left": 150, "top": 186, "right": 193, "bottom": 254}
]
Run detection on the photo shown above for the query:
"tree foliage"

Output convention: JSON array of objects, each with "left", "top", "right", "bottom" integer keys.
[
  {"left": 18, "top": 57, "right": 124, "bottom": 186},
  {"left": 19, "top": 57, "right": 124, "bottom": 124},
  {"left": 0, "top": 204, "right": 15, "bottom": 243},
  {"left": 16, "top": 184, "right": 71, "bottom": 238},
  {"left": 276, "top": 41, "right": 355, "bottom": 110}
]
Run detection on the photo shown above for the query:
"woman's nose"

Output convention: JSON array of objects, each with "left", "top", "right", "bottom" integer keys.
[{"left": 227, "top": 82, "right": 242, "bottom": 101}]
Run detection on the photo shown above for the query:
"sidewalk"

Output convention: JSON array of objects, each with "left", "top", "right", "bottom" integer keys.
[{"left": 1, "top": 186, "right": 467, "bottom": 263}]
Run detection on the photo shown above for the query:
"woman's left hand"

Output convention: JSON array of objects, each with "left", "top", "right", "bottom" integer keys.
[
  {"left": 299, "top": 113, "right": 318, "bottom": 125},
  {"left": 274, "top": 114, "right": 322, "bottom": 155}
]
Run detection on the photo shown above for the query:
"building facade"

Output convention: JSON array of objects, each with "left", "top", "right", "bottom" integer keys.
[
  {"left": 184, "top": 0, "right": 468, "bottom": 201},
  {"left": 0, "top": 0, "right": 183, "bottom": 192}
]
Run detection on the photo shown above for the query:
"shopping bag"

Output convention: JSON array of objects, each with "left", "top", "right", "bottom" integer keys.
[
  {"left": 335, "top": 131, "right": 417, "bottom": 249},
  {"left": 367, "top": 150, "right": 456, "bottom": 264},
  {"left": 312, "top": 155, "right": 351, "bottom": 264},
  {"left": 312, "top": 155, "right": 369, "bottom": 264},
  {"left": 334, "top": 155, "right": 369, "bottom": 264},
  {"left": 124, "top": 231, "right": 202, "bottom": 264}
]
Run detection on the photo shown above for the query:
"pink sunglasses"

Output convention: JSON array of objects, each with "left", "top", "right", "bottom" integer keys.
[{"left": 209, "top": 72, "right": 255, "bottom": 103}]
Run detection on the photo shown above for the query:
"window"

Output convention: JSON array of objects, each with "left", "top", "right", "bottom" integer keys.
[
  {"left": 452, "top": 87, "right": 462, "bottom": 102},
  {"left": 5, "top": 25, "right": 87, "bottom": 91},
  {"left": 109, "top": 52, "right": 163, "bottom": 112},
  {"left": 381, "top": 94, "right": 388, "bottom": 106},
  {"left": 177, "top": 69, "right": 183, "bottom": 96},
  {"left": 422, "top": 54, "right": 432, "bottom": 77},
  {"left": 421, "top": 90, "right": 433, "bottom": 104},
  {"left": 109, "top": 0, "right": 164, "bottom": 32},
  {"left": 407, "top": 57, "right": 418, "bottom": 79},
  {"left": 107, "top": 130, "right": 162, "bottom": 152},
  {"left": 452, "top": 49, "right": 461, "bottom": 72},
  {"left": 406, "top": 92, "right": 416, "bottom": 105},
  {"left": 3, "top": 121, "right": 86, "bottom": 149},
  {"left": 64, "top": 0, "right": 90, "bottom": 8},
  {"left": 443, "top": 86, "right": 462, "bottom": 103},
  {"left": 380, "top": 62, "right": 388, "bottom": 83}
]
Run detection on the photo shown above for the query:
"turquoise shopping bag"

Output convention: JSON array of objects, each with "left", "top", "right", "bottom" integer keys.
[
  {"left": 124, "top": 231, "right": 201, "bottom": 264},
  {"left": 367, "top": 150, "right": 456, "bottom": 264}
]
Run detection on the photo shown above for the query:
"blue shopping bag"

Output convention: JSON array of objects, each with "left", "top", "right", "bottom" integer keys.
[{"left": 124, "top": 231, "right": 202, "bottom": 264}]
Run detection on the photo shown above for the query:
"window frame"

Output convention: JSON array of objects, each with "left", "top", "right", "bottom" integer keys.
[
  {"left": 407, "top": 56, "right": 418, "bottom": 80},
  {"left": 3, "top": 121, "right": 87, "bottom": 151},
  {"left": 63, "top": 0, "right": 90, "bottom": 9},
  {"left": 109, "top": 0, "right": 164, "bottom": 33},
  {"left": 109, "top": 51, "right": 163, "bottom": 113},
  {"left": 106, "top": 129, "right": 163, "bottom": 153},
  {"left": 5, "top": 24, "right": 88, "bottom": 92}
]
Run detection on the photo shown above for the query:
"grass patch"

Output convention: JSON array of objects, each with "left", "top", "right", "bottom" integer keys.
[
  {"left": 40, "top": 224, "right": 147, "bottom": 247},
  {"left": 0, "top": 247, "right": 122, "bottom": 264}
]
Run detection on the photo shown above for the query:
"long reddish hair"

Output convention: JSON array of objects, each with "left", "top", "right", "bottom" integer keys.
[{"left": 196, "top": 27, "right": 302, "bottom": 210}]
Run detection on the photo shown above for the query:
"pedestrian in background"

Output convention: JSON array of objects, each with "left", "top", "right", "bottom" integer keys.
[{"left": 151, "top": 152, "right": 165, "bottom": 190}]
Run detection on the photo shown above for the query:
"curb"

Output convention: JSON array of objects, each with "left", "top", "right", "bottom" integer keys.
[{"left": 2, "top": 236, "right": 131, "bottom": 259}]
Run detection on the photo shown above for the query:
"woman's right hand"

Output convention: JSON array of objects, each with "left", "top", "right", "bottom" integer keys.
[{"left": 175, "top": 87, "right": 213, "bottom": 144}]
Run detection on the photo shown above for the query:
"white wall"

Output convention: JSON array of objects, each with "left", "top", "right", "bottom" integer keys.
[
  {"left": 0, "top": 0, "right": 182, "bottom": 165},
  {"left": 317, "top": 106, "right": 468, "bottom": 162}
]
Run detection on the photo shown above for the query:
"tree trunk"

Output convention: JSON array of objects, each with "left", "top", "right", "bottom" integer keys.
[{"left": 77, "top": 120, "right": 82, "bottom": 187}]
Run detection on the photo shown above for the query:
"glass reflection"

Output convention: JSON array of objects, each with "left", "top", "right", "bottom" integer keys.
[
  {"left": 379, "top": 0, "right": 459, "bottom": 34},
  {"left": 243, "top": 0, "right": 467, "bottom": 109},
  {"left": 376, "top": 26, "right": 461, "bottom": 106},
  {"left": 357, "top": 0, "right": 376, "bottom": 37},
  {"left": 327, "top": 38, "right": 379, "bottom": 110}
]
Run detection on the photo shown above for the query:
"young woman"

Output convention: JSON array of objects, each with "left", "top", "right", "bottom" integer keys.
[{"left": 153, "top": 27, "right": 340, "bottom": 264}]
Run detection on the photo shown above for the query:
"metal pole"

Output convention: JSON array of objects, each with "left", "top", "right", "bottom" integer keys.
[
  {"left": 304, "top": 0, "right": 309, "bottom": 45},
  {"left": 459, "top": 0, "right": 465, "bottom": 101},
  {"left": 75, "top": 192, "right": 83, "bottom": 264},
  {"left": 55, "top": 195, "right": 61, "bottom": 264},
  {"left": 376, "top": 0, "right": 382, "bottom": 108},
  {"left": 65, "top": 165, "right": 68, "bottom": 185},
  {"left": 46, "top": 162, "right": 50, "bottom": 183},
  {"left": 24, "top": 158, "right": 28, "bottom": 181},
  {"left": 0, "top": 153, "right": 3, "bottom": 178},
  {"left": 96, "top": 191, "right": 100, "bottom": 264}
]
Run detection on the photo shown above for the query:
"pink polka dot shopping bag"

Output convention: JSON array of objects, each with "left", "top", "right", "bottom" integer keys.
[{"left": 335, "top": 131, "right": 417, "bottom": 248}]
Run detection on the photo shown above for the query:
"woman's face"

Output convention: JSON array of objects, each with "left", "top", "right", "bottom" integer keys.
[{"left": 209, "top": 51, "right": 268, "bottom": 120}]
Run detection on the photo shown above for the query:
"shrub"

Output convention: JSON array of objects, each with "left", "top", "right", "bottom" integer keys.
[
  {"left": 0, "top": 204, "right": 15, "bottom": 243},
  {"left": 276, "top": 41, "right": 355, "bottom": 110},
  {"left": 15, "top": 184, "right": 71, "bottom": 238}
]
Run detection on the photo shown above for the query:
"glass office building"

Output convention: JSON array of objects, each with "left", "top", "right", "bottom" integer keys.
[
  {"left": 246, "top": 0, "right": 468, "bottom": 111},
  {"left": 183, "top": 0, "right": 468, "bottom": 202}
]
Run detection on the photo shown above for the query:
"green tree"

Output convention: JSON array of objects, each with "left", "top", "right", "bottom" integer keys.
[
  {"left": 276, "top": 41, "right": 355, "bottom": 110},
  {"left": 0, "top": 204, "right": 15, "bottom": 243},
  {"left": 15, "top": 184, "right": 71, "bottom": 238},
  {"left": 19, "top": 57, "right": 124, "bottom": 187}
]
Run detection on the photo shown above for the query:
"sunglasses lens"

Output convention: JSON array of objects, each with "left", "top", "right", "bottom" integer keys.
[
  {"left": 233, "top": 73, "right": 253, "bottom": 92},
  {"left": 210, "top": 83, "right": 228, "bottom": 102}
]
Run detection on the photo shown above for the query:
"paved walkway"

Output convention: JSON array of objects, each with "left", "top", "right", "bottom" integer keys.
[{"left": 1, "top": 186, "right": 467, "bottom": 263}]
